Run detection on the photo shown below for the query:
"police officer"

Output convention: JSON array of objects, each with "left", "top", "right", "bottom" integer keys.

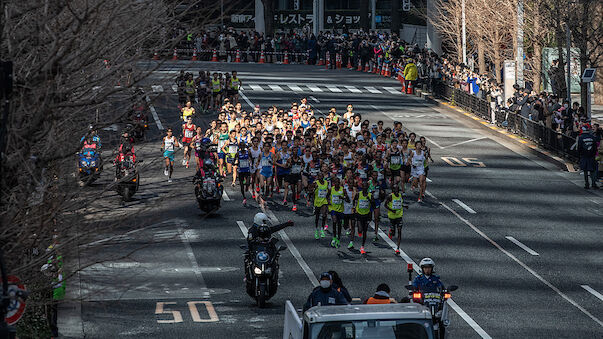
[
  {"left": 303, "top": 272, "right": 348, "bottom": 311},
  {"left": 577, "top": 124, "right": 600, "bottom": 189},
  {"left": 412, "top": 258, "right": 444, "bottom": 293}
]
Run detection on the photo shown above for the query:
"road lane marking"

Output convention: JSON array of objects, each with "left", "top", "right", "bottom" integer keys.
[
  {"left": 326, "top": 85, "right": 342, "bottom": 93},
  {"left": 452, "top": 199, "right": 476, "bottom": 214},
  {"left": 288, "top": 85, "right": 303, "bottom": 92},
  {"left": 178, "top": 228, "right": 208, "bottom": 291},
  {"left": 309, "top": 96, "right": 320, "bottom": 103},
  {"left": 239, "top": 91, "right": 255, "bottom": 111},
  {"left": 424, "top": 137, "right": 444, "bottom": 149},
  {"left": 307, "top": 85, "right": 323, "bottom": 92},
  {"left": 581, "top": 285, "right": 603, "bottom": 302},
  {"left": 344, "top": 85, "right": 362, "bottom": 93},
  {"left": 249, "top": 84, "right": 264, "bottom": 91},
  {"left": 442, "top": 137, "right": 487, "bottom": 149},
  {"left": 439, "top": 201, "right": 603, "bottom": 327},
  {"left": 369, "top": 222, "right": 491, "bottom": 339},
  {"left": 505, "top": 236, "right": 539, "bottom": 256},
  {"left": 263, "top": 209, "right": 319, "bottom": 287},
  {"left": 236, "top": 220, "right": 248, "bottom": 238},
  {"left": 187, "top": 301, "right": 219, "bottom": 322},
  {"left": 222, "top": 191, "right": 231, "bottom": 201},
  {"left": 364, "top": 86, "right": 381, "bottom": 94},
  {"left": 145, "top": 95, "right": 164, "bottom": 130},
  {"left": 383, "top": 87, "right": 400, "bottom": 94},
  {"left": 426, "top": 177, "right": 432, "bottom": 183},
  {"left": 268, "top": 84, "right": 284, "bottom": 91}
]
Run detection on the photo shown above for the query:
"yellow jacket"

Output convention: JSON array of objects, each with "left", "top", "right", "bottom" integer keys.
[{"left": 404, "top": 63, "right": 418, "bottom": 81}]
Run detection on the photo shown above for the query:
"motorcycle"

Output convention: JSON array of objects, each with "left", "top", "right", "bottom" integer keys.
[
  {"left": 193, "top": 160, "right": 223, "bottom": 213},
  {"left": 115, "top": 155, "right": 139, "bottom": 202},
  {"left": 241, "top": 241, "right": 287, "bottom": 308},
  {"left": 131, "top": 111, "right": 148, "bottom": 141},
  {"left": 78, "top": 147, "right": 101, "bottom": 185},
  {"left": 405, "top": 265, "right": 458, "bottom": 339}
]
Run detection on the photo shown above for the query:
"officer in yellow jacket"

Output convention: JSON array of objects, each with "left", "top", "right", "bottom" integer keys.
[{"left": 403, "top": 59, "right": 418, "bottom": 94}]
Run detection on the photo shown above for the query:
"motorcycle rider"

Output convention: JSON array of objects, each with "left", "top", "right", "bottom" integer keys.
[
  {"left": 412, "top": 258, "right": 444, "bottom": 293},
  {"left": 80, "top": 124, "right": 101, "bottom": 148},
  {"left": 194, "top": 137, "right": 218, "bottom": 179},
  {"left": 303, "top": 272, "right": 348, "bottom": 311},
  {"left": 114, "top": 140, "right": 136, "bottom": 178}
]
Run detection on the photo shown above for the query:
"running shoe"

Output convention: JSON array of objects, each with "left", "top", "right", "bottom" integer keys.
[
  {"left": 164, "top": 168, "right": 169, "bottom": 176},
  {"left": 168, "top": 179, "right": 173, "bottom": 183},
  {"left": 388, "top": 229, "right": 394, "bottom": 239},
  {"left": 320, "top": 229, "right": 326, "bottom": 238},
  {"left": 186, "top": 160, "right": 190, "bottom": 168},
  {"left": 331, "top": 238, "right": 337, "bottom": 247},
  {"left": 283, "top": 199, "right": 288, "bottom": 206},
  {"left": 372, "top": 236, "right": 379, "bottom": 243},
  {"left": 314, "top": 229, "right": 319, "bottom": 240},
  {"left": 358, "top": 232, "right": 362, "bottom": 237},
  {"left": 252, "top": 193, "right": 256, "bottom": 199},
  {"left": 292, "top": 204, "right": 297, "bottom": 212},
  {"left": 335, "top": 238, "right": 340, "bottom": 248},
  {"left": 256, "top": 186, "right": 260, "bottom": 193},
  {"left": 242, "top": 198, "right": 247, "bottom": 206},
  {"left": 395, "top": 249, "right": 400, "bottom": 255},
  {"left": 360, "top": 246, "right": 366, "bottom": 254},
  {"left": 348, "top": 241, "right": 354, "bottom": 249},
  {"left": 323, "top": 224, "right": 329, "bottom": 231},
  {"left": 417, "top": 197, "right": 422, "bottom": 203},
  {"left": 182, "top": 159, "right": 187, "bottom": 166},
  {"left": 345, "top": 229, "right": 351, "bottom": 236}
]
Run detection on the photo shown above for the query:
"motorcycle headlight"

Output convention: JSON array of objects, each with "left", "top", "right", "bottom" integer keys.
[
  {"left": 81, "top": 160, "right": 88, "bottom": 167},
  {"left": 253, "top": 267, "right": 262, "bottom": 275},
  {"left": 90, "top": 161, "right": 96, "bottom": 167}
]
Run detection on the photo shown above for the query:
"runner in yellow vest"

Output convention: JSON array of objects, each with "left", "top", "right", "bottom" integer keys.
[
  {"left": 230, "top": 71, "right": 242, "bottom": 104},
  {"left": 384, "top": 184, "right": 407, "bottom": 255},
  {"left": 313, "top": 173, "right": 329, "bottom": 239},
  {"left": 353, "top": 181, "right": 373, "bottom": 254},
  {"left": 210, "top": 72, "right": 221, "bottom": 109},
  {"left": 328, "top": 177, "right": 347, "bottom": 248}
]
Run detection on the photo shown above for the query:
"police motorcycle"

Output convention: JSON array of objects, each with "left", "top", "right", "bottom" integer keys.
[
  {"left": 130, "top": 104, "right": 149, "bottom": 141},
  {"left": 114, "top": 149, "right": 139, "bottom": 202},
  {"left": 240, "top": 214, "right": 292, "bottom": 308},
  {"left": 404, "top": 259, "right": 458, "bottom": 339},
  {"left": 193, "top": 142, "right": 223, "bottom": 213},
  {"left": 78, "top": 137, "right": 102, "bottom": 186}
]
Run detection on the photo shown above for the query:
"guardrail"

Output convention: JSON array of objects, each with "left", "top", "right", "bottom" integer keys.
[{"left": 434, "top": 82, "right": 578, "bottom": 161}]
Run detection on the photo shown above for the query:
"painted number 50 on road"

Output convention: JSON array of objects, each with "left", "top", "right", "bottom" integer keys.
[{"left": 155, "top": 301, "right": 219, "bottom": 323}]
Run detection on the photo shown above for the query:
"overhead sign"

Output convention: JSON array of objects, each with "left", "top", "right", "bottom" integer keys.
[
  {"left": 403, "top": 0, "right": 412, "bottom": 11},
  {"left": 2, "top": 275, "right": 27, "bottom": 325}
]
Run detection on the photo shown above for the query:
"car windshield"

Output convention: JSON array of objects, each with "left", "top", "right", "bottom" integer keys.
[{"left": 310, "top": 320, "right": 430, "bottom": 339}]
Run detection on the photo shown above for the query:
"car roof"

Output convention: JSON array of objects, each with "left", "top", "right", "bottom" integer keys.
[{"left": 304, "top": 304, "right": 432, "bottom": 323}]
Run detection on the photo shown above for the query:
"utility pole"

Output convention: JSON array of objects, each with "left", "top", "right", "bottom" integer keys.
[
  {"left": 566, "top": 24, "right": 571, "bottom": 105},
  {"left": 516, "top": 0, "right": 524, "bottom": 87},
  {"left": 220, "top": 0, "right": 224, "bottom": 28},
  {"left": 461, "top": 0, "right": 467, "bottom": 64}
]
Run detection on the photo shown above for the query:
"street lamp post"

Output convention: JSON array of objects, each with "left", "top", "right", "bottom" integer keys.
[
  {"left": 461, "top": 0, "right": 467, "bottom": 64},
  {"left": 516, "top": 0, "right": 524, "bottom": 87}
]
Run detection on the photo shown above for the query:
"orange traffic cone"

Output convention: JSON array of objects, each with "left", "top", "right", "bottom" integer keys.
[
  {"left": 172, "top": 48, "right": 178, "bottom": 60},
  {"left": 364, "top": 62, "right": 370, "bottom": 72},
  {"left": 283, "top": 51, "right": 289, "bottom": 64},
  {"left": 347, "top": 58, "right": 353, "bottom": 69},
  {"left": 401, "top": 76, "right": 406, "bottom": 92},
  {"left": 357, "top": 60, "right": 363, "bottom": 71},
  {"left": 235, "top": 50, "right": 241, "bottom": 63},
  {"left": 211, "top": 49, "right": 218, "bottom": 62},
  {"left": 407, "top": 81, "right": 414, "bottom": 94},
  {"left": 336, "top": 53, "right": 341, "bottom": 69},
  {"left": 325, "top": 51, "right": 330, "bottom": 69},
  {"left": 259, "top": 50, "right": 265, "bottom": 64},
  {"left": 397, "top": 70, "right": 403, "bottom": 82},
  {"left": 385, "top": 64, "right": 391, "bottom": 77},
  {"left": 192, "top": 48, "right": 198, "bottom": 61},
  {"left": 381, "top": 64, "right": 385, "bottom": 76},
  {"left": 153, "top": 51, "right": 159, "bottom": 60}
]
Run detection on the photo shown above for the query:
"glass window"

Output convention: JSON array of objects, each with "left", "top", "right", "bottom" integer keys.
[{"left": 310, "top": 320, "right": 431, "bottom": 339}]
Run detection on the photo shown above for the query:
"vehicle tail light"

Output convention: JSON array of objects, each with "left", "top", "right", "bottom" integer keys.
[
  {"left": 444, "top": 293, "right": 451, "bottom": 299},
  {"left": 412, "top": 292, "right": 422, "bottom": 299},
  {"left": 132, "top": 178, "right": 137, "bottom": 182},
  {"left": 407, "top": 263, "right": 413, "bottom": 272}
]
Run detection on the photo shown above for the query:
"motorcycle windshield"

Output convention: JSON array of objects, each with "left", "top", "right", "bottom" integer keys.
[
  {"left": 250, "top": 243, "right": 274, "bottom": 265},
  {"left": 309, "top": 320, "right": 431, "bottom": 339}
]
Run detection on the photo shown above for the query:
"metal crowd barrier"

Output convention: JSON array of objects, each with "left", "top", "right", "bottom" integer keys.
[
  {"left": 434, "top": 82, "right": 578, "bottom": 161},
  {"left": 150, "top": 48, "right": 310, "bottom": 63}
]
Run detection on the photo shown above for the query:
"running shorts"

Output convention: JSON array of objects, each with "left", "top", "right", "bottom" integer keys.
[
  {"left": 355, "top": 213, "right": 371, "bottom": 222},
  {"left": 163, "top": 150, "right": 175, "bottom": 161},
  {"left": 286, "top": 173, "right": 301, "bottom": 184},
  {"left": 218, "top": 152, "right": 226, "bottom": 160},
  {"left": 390, "top": 217, "right": 403, "bottom": 229},
  {"left": 402, "top": 165, "right": 411, "bottom": 174}
]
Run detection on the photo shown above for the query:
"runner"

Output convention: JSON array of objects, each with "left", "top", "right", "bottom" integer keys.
[
  {"left": 249, "top": 136, "right": 262, "bottom": 199},
  {"left": 161, "top": 128, "right": 180, "bottom": 183},
  {"left": 312, "top": 172, "right": 329, "bottom": 239},
  {"left": 181, "top": 101, "right": 195, "bottom": 121},
  {"left": 258, "top": 140, "right": 276, "bottom": 207},
  {"left": 223, "top": 130, "right": 239, "bottom": 186},
  {"left": 191, "top": 126, "right": 205, "bottom": 170},
  {"left": 210, "top": 72, "right": 221, "bottom": 109},
  {"left": 368, "top": 169, "right": 385, "bottom": 243},
  {"left": 409, "top": 140, "right": 427, "bottom": 202},
  {"left": 216, "top": 122, "right": 229, "bottom": 177},
  {"left": 235, "top": 142, "right": 252, "bottom": 206},
  {"left": 230, "top": 71, "right": 242, "bottom": 104},
  {"left": 400, "top": 139, "right": 411, "bottom": 195},
  {"left": 387, "top": 139, "right": 402, "bottom": 188},
  {"left": 328, "top": 177, "right": 346, "bottom": 248},
  {"left": 342, "top": 169, "right": 357, "bottom": 248},
  {"left": 181, "top": 116, "right": 196, "bottom": 167},
  {"left": 353, "top": 181, "right": 373, "bottom": 254},
  {"left": 287, "top": 148, "right": 303, "bottom": 211},
  {"left": 275, "top": 140, "right": 292, "bottom": 205},
  {"left": 384, "top": 184, "right": 406, "bottom": 255}
]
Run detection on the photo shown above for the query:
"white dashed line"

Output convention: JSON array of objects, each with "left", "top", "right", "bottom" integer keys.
[
  {"left": 222, "top": 191, "right": 231, "bottom": 201},
  {"left": 288, "top": 85, "right": 303, "bottom": 92},
  {"left": 383, "top": 87, "right": 400, "bottom": 94},
  {"left": 505, "top": 236, "right": 539, "bottom": 256},
  {"left": 268, "top": 84, "right": 284, "bottom": 91},
  {"left": 144, "top": 95, "right": 164, "bottom": 130},
  {"left": 326, "top": 85, "right": 342, "bottom": 93},
  {"left": 236, "top": 221, "right": 248, "bottom": 238},
  {"left": 239, "top": 91, "right": 255, "bottom": 111},
  {"left": 309, "top": 96, "right": 320, "bottom": 103},
  {"left": 364, "top": 86, "right": 382, "bottom": 94},
  {"left": 249, "top": 84, "right": 264, "bottom": 91},
  {"left": 307, "top": 85, "right": 323, "bottom": 92},
  {"left": 581, "top": 285, "right": 603, "bottom": 302},
  {"left": 344, "top": 85, "right": 362, "bottom": 93},
  {"left": 452, "top": 199, "right": 476, "bottom": 214}
]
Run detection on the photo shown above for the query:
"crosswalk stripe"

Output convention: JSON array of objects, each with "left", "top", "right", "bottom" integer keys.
[
  {"left": 306, "top": 85, "right": 323, "bottom": 92},
  {"left": 326, "top": 85, "right": 342, "bottom": 93},
  {"left": 344, "top": 85, "right": 362, "bottom": 93},
  {"left": 288, "top": 85, "right": 303, "bottom": 92},
  {"left": 249, "top": 84, "right": 264, "bottom": 91},
  {"left": 383, "top": 87, "right": 400, "bottom": 94},
  {"left": 268, "top": 84, "right": 285, "bottom": 91},
  {"left": 365, "top": 86, "right": 382, "bottom": 94}
]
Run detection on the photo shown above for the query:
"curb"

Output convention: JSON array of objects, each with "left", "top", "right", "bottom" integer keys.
[{"left": 420, "top": 93, "right": 577, "bottom": 172}]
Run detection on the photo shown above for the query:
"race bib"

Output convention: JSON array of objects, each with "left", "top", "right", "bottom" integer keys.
[
  {"left": 239, "top": 159, "right": 249, "bottom": 168},
  {"left": 358, "top": 199, "right": 370, "bottom": 209},
  {"left": 318, "top": 189, "right": 328, "bottom": 199},
  {"left": 331, "top": 195, "right": 342, "bottom": 205},
  {"left": 229, "top": 145, "right": 238, "bottom": 154},
  {"left": 357, "top": 169, "right": 366, "bottom": 178},
  {"left": 292, "top": 164, "right": 302, "bottom": 173},
  {"left": 377, "top": 172, "right": 384, "bottom": 180},
  {"left": 391, "top": 156, "right": 401, "bottom": 164},
  {"left": 412, "top": 157, "right": 422, "bottom": 167},
  {"left": 185, "top": 130, "right": 193, "bottom": 138},
  {"left": 261, "top": 158, "right": 271, "bottom": 167},
  {"left": 392, "top": 199, "right": 402, "bottom": 209}
]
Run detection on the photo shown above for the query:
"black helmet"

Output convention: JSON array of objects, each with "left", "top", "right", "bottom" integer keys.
[{"left": 257, "top": 225, "right": 271, "bottom": 240}]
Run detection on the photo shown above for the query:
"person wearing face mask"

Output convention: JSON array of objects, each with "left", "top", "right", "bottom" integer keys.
[{"left": 303, "top": 272, "right": 348, "bottom": 311}]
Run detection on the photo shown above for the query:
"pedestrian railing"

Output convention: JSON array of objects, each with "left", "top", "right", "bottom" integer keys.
[{"left": 434, "top": 82, "right": 578, "bottom": 162}]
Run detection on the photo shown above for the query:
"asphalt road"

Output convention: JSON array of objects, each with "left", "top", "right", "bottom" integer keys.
[{"left": 59, "top": 61, "right": 603, "bottom": 339}]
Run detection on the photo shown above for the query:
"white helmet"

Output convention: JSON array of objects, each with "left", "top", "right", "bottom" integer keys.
[
  {"left": 419, "top": 257, "right": 435, "bottom": 268},
  {"left": 253, "top": 212, "right": 269, "bottom": 226}
]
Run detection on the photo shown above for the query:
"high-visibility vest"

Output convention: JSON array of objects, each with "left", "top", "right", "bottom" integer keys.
[
  {"left": 211, "top": 79, "right": 221, "bottom": 93},
  {"left": 328, "top": 186, "right": 344, "bottom": 212},
  {"left": 231, "top": 77, "right": 240, "bottom": 90},
  {"left": 387, "top": 193, "right": 403, "bottom": 219},
  {"left": 356, "top": 191, "right": 371, "bottom": 215},
  {"left": 314, "top": 180, "right": 329, "bottom": 207}
]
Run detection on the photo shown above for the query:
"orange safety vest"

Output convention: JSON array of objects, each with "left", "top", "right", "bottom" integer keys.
[{"left": 366, "top": 296, "right": 395, "bottom": 304}]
